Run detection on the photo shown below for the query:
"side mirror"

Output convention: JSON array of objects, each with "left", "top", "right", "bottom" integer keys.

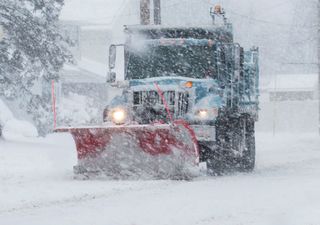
[
  {"left": 109, "top": 45, "right": 117, "bottom": 70},
  {"left": 108, "top": 44, "right": 124, "bottom": 84},
  {"left": 107, "top": 72, "right": 116, "bottom": 83}
]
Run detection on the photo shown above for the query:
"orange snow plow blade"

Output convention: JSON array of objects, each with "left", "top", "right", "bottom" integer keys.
[{"left": 55, "top": 120, "right": 200, "bottom": 179}]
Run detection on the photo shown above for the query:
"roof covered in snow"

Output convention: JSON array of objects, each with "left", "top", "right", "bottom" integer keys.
[
  {"left": 60, "top": 0, "right": 128, "bottom": 25},
  {"left": 266, "top": 74, "right": 318, "bottom": 91},
  {"left": 62, "top": 58, "right": 107, "bottom": 83}
]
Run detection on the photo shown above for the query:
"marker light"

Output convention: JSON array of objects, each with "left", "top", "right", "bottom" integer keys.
[
  {"left": 185, "top": 81, "right": 193, "bottom": 88},
  {"left": 214, "top": 5, "right": 222, "bottom": 14}
]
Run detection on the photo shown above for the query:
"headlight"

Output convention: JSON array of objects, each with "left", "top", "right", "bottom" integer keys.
[
  {"left": 111, "top": 108, "right": 127, "bottom": 124},
  {"left": 195, "top": 108, "right": 218, "bottom": 120},
  {"left": 198, "top": 110, "right": 209, "bottom": 118}
]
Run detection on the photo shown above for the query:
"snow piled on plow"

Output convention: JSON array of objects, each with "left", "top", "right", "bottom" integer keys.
[{"left": 75, "top": 133, "right": 200, "bottom": 180}]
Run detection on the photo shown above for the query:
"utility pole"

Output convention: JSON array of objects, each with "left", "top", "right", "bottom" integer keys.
[
  {"left": 0, "top": 25, "right": 4, "bottom": 41},
  {"left": 140, "top": 0, "right": 150, "bottom": 25},
  {"left": 140, "top": 0, "right": 161, "bottom": 25},
  {"left": 318, "top": 0, "right": 320, "bottom": 135},
  {"left": 153, "top": 0, "right": 161, "bottom": 25}
]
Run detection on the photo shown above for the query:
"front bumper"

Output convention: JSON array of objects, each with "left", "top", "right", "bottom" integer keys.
[{"left": 190, "top": 125, "right": 216, "bottom": 142}]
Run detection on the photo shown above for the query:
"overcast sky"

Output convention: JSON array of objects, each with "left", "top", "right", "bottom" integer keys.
[
  {"left": 61, "top": 0, "right": 317, "bottom": 76},
  {"left": 161, "top": 0, "right": 317, "bottom": 75}
]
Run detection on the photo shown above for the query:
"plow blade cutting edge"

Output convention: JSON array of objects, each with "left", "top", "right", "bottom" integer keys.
[{"left": 55, "top": 120, "right": 200, "bottom": 179}]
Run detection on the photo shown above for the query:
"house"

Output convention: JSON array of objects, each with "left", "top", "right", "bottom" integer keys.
[
  {"left": 58, "top": 0, "right": 143, "bottom": 94},
  {"left": 257, "top": 74, "right": 319, "bottom": 133},
  {"left": 60, "top": 0, "right": 139, "bottom": 65},
  {"left": 266, "top": 74, "right": 318, "bottom": 102},
  {"left": 56, "top": 0, "right": 217, "bottom": 124},
  {"left": 57, "top": 0, "right": 141, "bottom": 123},
  {"left": 59, "top": 0, "right": 215, "bottom": 67}
]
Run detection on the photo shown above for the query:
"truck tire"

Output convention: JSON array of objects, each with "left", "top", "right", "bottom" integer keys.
[
  {"left": 206, "top": 156, "right": 225, "bottom": 176},
  {"left": 203, "top": 115, "right": 235, "bottom": 175},
  {"left": 211, "top": 114, "right": 255, "bottom": 174},
  {"left": 199, "top": 142, "right": 224, "bottom": 176},
  {"left": 239, "top": 116, "right": 256, "bottom": 171}
]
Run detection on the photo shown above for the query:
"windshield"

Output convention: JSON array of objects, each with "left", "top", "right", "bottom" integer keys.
[{"left": 126, "top": 45, "right": 216, "bottom": 80}]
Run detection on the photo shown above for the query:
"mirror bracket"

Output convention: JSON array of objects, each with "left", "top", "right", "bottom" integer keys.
[
  {"left": 109, "top": 45, "right": 117, "bottom": 70},
  {"left": 107, "top": 72, "right": 116, "bottom": 83},
  {"left": 107, "top": 44, "right": 125, "bottom": 84}
]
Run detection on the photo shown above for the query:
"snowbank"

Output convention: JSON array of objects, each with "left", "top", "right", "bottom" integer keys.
[
  {"left": 0, "top": 99, "right": 14, "bottom": 125},
  {"left": 0, "top": 99, "right": 38, "bottom": 140},
  {"left": 57, "top": 93, "right": 99, "bottom": 126},
  {"left": 0, "top": 133, "right": 320, "bottom": 225},
  {"left": 2, "top": 119, "right": 38, "bottom": 140}
]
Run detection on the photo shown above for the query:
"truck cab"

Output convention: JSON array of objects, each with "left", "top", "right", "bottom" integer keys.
[{"left": 105, "top": 20, "right": 259, "bottom": 173}]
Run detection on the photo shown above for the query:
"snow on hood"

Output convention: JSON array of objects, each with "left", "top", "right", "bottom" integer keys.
[{"left": 129, "top": 76, "right": 217, "bottom": 89}]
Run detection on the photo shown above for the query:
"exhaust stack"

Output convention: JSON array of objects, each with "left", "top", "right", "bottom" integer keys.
[
  {"left": 140, "top": 0, "right": 150, "bottom": 25},
  {"left": 153, "top": 0, "right": 161, "bottom": 25},
  {"left": 140, "top": 0, "right": 161, "bottom": 25}
]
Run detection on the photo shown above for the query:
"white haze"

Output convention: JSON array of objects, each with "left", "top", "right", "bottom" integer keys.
[
  {"left": 58, "top": 0, "right": 319, "bottom": 134},
  {"left": 108, "top": 0, "right": 317, "bottom": 75},
  {"left": 62, "top": 0, "right": 317, "bottom": 75},
  {"left": 0, "top": 2, "right": 319, "bottom": 225},
  {"left": 113, "top": 0, "right": 319, "bottom": 134}
]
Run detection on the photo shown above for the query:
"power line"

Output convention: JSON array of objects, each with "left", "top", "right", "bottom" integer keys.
[
  {"left": 226, "top": 8, "right": 317, "bottom": 29},
  {"left": 254, "top": 0, "right": 291, "bottom": 16},
  {"left": 177, "top": 0, "right": 318, "bottom": 29},
  {"left": 317, "top": 0, "right": 320, "bottom": 135},
  {"left": 69, "top": 0, "right": 317, "bottom": 31}
]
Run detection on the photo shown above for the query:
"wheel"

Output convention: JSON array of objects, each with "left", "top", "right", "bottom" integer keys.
[
  {"left": 199, "top": 142, "right": 224, "bottom": 176},
  {"left": 203, "top": 115, "right": 236, "bottom": 175},
  {"left": 214, "top": 114, "right": 256, "bottom": 173},
  {"left": 231, "top": 115, "right": 256, "bottom": 171},
  {"left": 206, "top": 156, "right": 225, "bottom": 176},
  {"left": 239, "top": 116, "right": 256, "bottom": 171}
]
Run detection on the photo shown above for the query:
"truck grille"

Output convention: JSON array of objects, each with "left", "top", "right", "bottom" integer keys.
[
  {"left": 133, "top": 91, "right": 174, "bottom": 106},
  {"left": 177, "top": 92, "right": 189, "bottom": 116},
  {"left": 133, "top": 90, "right": 189, "bottom": 116}
]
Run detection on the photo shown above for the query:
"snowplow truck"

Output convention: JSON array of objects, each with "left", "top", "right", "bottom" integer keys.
[{"left": 57, "top": 9, "right": 259, "bottom": 178}]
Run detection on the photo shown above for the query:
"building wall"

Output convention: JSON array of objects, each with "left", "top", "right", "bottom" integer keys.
[
  {"left": 269, "top": 91, "right": 315, "bottom": 101},
  {"left": 257, "top": 93, "right": 318, "bottom": 133},
  {"left": 80, "top": 28, "right": 112, "bottom": 64},
  {"left": 60, "top": 23, "right": 82, "bottom": 59}
]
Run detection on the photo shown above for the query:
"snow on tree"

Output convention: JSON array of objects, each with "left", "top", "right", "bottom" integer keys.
[{"left": 0, "top": 0, "right": 71, "bottom": 135}]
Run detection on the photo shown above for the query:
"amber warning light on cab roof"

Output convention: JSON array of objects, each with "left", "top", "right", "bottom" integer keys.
[{"left": 214, "top": 5, "right": 222, "bottom": 14}]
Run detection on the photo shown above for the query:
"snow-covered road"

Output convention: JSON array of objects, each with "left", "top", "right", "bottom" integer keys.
[{"left": 0, "top": 133, "right": 319, "bottom": 225}]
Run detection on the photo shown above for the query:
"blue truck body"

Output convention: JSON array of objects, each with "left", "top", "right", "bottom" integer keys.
[{"left": 106, "top": 22, "right": 259, "bottom": 172}]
